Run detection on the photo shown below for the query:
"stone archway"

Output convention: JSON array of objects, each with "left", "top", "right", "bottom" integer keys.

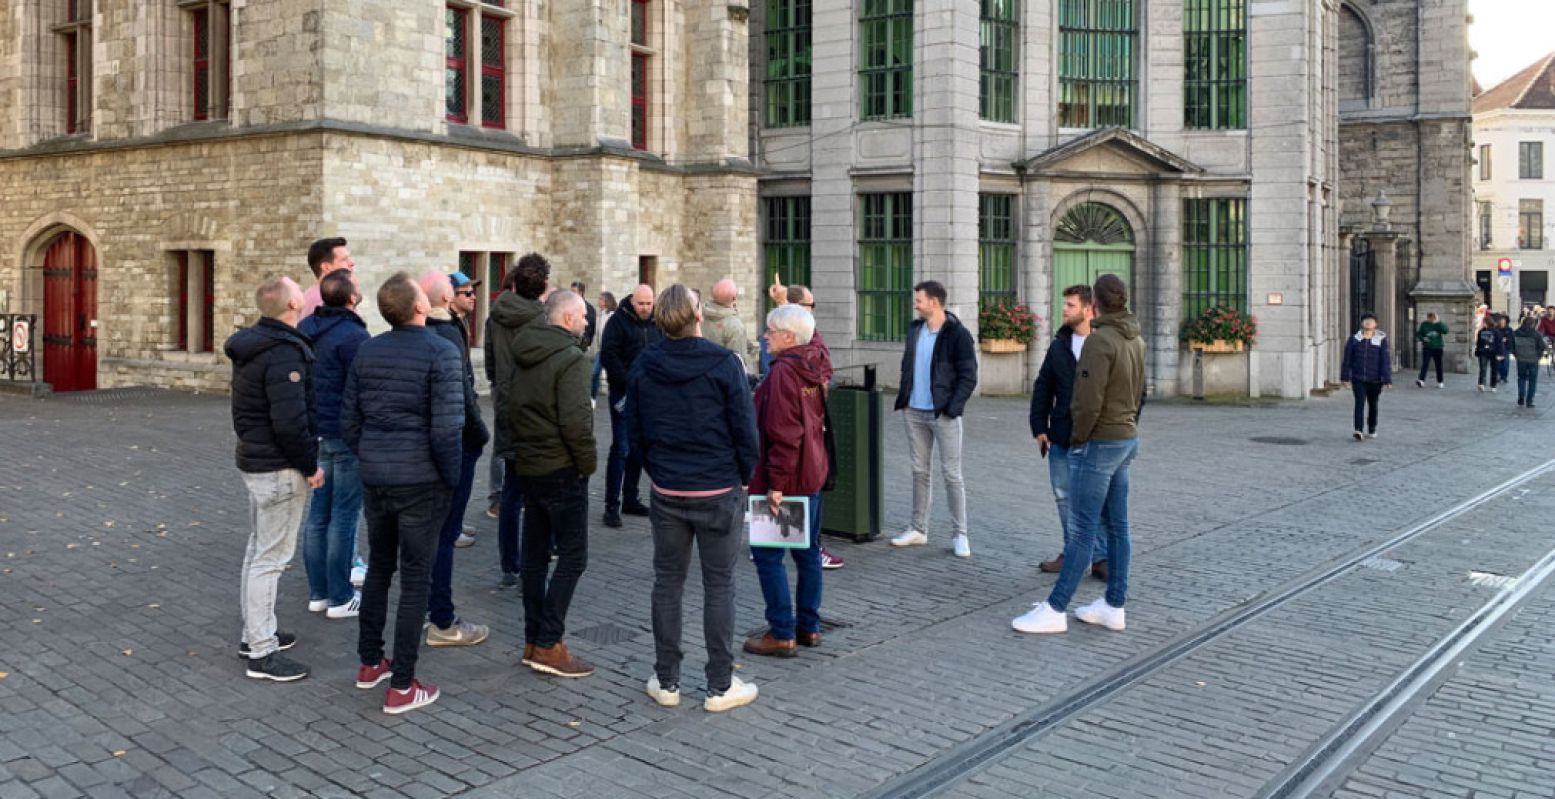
[
  {"left": 1050, "top": 202, "right": 1136, "bottom": 325},
  {"left": 28, "top": 229, "right": 99, "bottom": 391}
]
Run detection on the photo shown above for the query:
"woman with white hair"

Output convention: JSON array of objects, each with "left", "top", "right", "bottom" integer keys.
[{"left": 743, "top": 304, "right": 834, "bottom": 658}]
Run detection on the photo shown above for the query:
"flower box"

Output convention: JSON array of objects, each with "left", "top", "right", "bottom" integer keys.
[
  {"left": 980, "top": 338, "right": 1027, "bottom": 354},
  {"left": 1189, "top": 339, "right": 1244, "bottom": 354}
]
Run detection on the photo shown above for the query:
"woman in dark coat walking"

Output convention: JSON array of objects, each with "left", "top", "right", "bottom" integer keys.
[{"left": 1341, "top": 313, "right": 1392, "bottom": 441}]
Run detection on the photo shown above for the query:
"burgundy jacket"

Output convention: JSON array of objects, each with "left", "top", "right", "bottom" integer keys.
[{"left": 749, "top": 337, "right": 833, "bottom": 496}]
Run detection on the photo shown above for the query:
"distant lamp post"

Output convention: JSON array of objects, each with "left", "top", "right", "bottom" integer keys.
[{"left": 1369, "top": 190, "right": 1392, "bottom": 231}]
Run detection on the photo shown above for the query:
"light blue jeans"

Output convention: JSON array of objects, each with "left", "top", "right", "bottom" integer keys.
[
  {"left": 1047, "top": 438, "right": 1137, "bottom": 611},
  {"left": 1048, "top": 444, "right": 1102, "bottom": 565},
  {"left": 302, "top": 438, "right": 361, "bottom": 607}
]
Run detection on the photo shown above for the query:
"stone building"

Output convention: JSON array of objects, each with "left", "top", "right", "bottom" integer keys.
[
  {"left": 748, "top": 0, "right": 1473, "bottom": 397},
  {"left": 1470, "top": 53, "right": 1555, "bottom": 314},
  {"left": 0, "top": 0, "right": 756, "bottom": 393}
]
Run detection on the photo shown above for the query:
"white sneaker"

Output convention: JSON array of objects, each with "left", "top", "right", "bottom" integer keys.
[
  {"left": 952, "top": 534, "right": 971, "bottom": 558},
  {"left": 646, "top": 675, "right": 680, "bottom": 707},
  {"left": 1011, "top": 601, "right": 1068, "bottom": 634},
  {"left": 1477, "top": 384, "right": 1485, "bottom": 392},
  {"left": 1352, "top": 430, "right": 1364, "bottom": 441},
  {"left": 1366, "top": 431, "right": 1378, "bottom": 439},
  {"left": 454, "top": 532, "right": 476, "bottom": 548},
  {"left": 1415, "top": 379, "right": 1424, "bottom": 388},
  {"left": 1437, "top": 382, "right": 1445, "bottom": 389},
  {"left": 351, "top": 559, "right": 367, "bottom": 587},
  {"left": 308, "top": 599, "right": 328, "bottom": 613},
  {"left": 326, "top": 592, "right": 362, "bottom": 619},
  {"left": 1074, "top": 598, "right": 1126, "bottom": 631},
  {"left": 891, "top": 530, "right": 928, "bottom": 547},
  {"left": 704, "top": 676, "right": 758, "bottom": 713},
  {"left": 1491, "top": 386, "right": 1499, "bottom": 393}
]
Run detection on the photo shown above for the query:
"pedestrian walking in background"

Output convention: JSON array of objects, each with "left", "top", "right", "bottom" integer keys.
[
  {"left": 343, "top": 272, "right": 465, "bottom": 715},
  {"left": 298, "top": 270, "right": 369, "bottom": 621},
  {"left": 485, "top": 255, "right": 550, "bottom": 586},
  {"left": 590, "top": 291, "right": 617, "bottom": 404},
  {"left": 226, "top": 275, "right": 324, "bottom": 682},
  {"left": 600, "top": 284, "right": 663, "bottom": 527},
  {"left": 1495, "top": 315, "right": 1514, "bottom": 388},
  {"left": 1012, "top": 274, "right": 1143, "bottom": 636},
  {"left": 1414, "top": 312, "right": 1447, "bottom": 388},
  {"left": 1513, "top": 315, "right": 1548, "bottom": 408},
  {"left": 1030, "top": 284, "right": 1106, "bottom": 581},
  {"left": 1340, "top": 313, "right": 1392, "bottom": 440},
  {"left": 420, "top": 271, "right": 492, "bottom": 648},
  {"left": 571, "top": 281, "right": 598, "bottom": 352},
  {"left": 744, "top": 304, "right": 832, "bottom": 659},
  {"left": 508, "top": 290, "right": 598, "bottom": 678},
  {"left": 890, "top": 280, "right": 979, "bottom": 558},
  {"left": 1475, "top": 319, "right": 1503, "bottom": 392},
  {"left": 627, "top": 284, "right": 761, "bottom": 712}
]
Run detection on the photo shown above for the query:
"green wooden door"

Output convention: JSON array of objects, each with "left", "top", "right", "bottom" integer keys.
[{"left": 1052, "top": 244, "right": 1133, "bottom": 326}]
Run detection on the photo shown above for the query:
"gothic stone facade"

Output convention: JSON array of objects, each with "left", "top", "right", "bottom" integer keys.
[
  {"left": 749, "top": 0, "right": 1472, "bottom": 398},
  {"left": 0, "top": 0, "right": 757, "bottom": 393}
]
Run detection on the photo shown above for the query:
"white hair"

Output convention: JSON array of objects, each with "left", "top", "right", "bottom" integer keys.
[{"left": 766, "top": 304, "right": 815, "bottom": 345}]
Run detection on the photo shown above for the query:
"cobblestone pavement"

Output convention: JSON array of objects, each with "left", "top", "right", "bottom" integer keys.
[{"left": 1, "top": 380, "right": 1552, "bottom": 798}]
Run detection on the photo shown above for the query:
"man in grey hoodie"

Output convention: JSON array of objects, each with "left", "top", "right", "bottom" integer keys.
[{"left": 484, "top": 253, "right": 549, "bottom": 586}]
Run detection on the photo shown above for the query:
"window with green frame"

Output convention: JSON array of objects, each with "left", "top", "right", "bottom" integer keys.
[
  {"left": 765, "top": 0, "right": 811, "bottom": 128},
  {"left": 1182, "top": 198, "right": 1248, "bottom": 318},
  {"left": 860, "top": 0, "right": 913, "bottom": 120},
  {"left": 1058, "top": 0, "right": 1136, "bottom": 129},
  {"left": 979, "top": 194, "right": 1017, "bottom": 306},
  {"left": 858, "top": 193, "right": 913, "bottom": 341},
  {"left": 763, "top": 196, "right": 811, "bottom": 314},
  {"left": 980, "top": 0, "right": 1017, "bottom": 123},
  {"left": 1184, "top": 0, "right": 1246, "bottom": 129}
]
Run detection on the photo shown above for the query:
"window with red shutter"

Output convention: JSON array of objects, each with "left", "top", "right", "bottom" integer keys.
[
  {"left": 193, "top": 8, "right": 210, "bottom": 121},
  {"left": 480, "top": 15, "right": 505, "bottom": 129},
  {"left": 446, "top": 7, "right": 470, "bottom": 123}
]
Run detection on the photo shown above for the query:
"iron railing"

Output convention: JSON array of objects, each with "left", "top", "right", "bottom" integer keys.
[{"left": 2, "top": 314, "right": 39, "bottom": 382}]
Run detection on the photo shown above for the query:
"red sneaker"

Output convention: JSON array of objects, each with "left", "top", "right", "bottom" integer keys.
[
  {"left": 383, "top": 679, "right": 439, "bottom": 715},
  {"left": 356, "top": 659, "right": 392, "bottom": 689},
  {"left": 820, "top": 547, "right": 844, "bottom": 570}
]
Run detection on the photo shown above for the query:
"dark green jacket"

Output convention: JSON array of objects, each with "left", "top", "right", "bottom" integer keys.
[
  {"left": 1416, "top": 320, "right": 1448, "bottom": 350},
  {"left": 1070, "top": 311, "right": 1145, "bottom": 445},
  {"left": 507, "top": 321, "right": 597, "bottom": 477},
  {"left": 484, "top": 292, "right": 544, "bottom": 461}
]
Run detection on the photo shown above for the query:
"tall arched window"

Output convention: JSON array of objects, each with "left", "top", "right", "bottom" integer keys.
[{"left": 1338, "top": 4, "right": 1374, "bottom": 110}]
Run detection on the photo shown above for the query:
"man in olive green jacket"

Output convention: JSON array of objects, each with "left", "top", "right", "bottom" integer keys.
[
  {"left": 1013, "top": 273, "right": 1143, "bottom": 637},
  {"left": 702, "top": 278, "right": 750, "bottom": 372},
  {"left": 506, "top": 290, "right": 598, "bottom": 679}
]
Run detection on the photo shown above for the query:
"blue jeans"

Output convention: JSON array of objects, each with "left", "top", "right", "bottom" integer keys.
[
  {"left": 1048, "top": 444, "right": 1101, "bottom": 565},
  {"left": 1047, "top": 439, "right": 1137, "bottom": 611},
  {"left": 1499, "top": 356, "right": 1511, "bottom": 383},
  {"left": 759, "top": 335, "right": 773, "bottom": 374},
  {"left": 605, "top": 392, "right": 643, "bottom": 509},
  {"left": 590, "top": 353, "right": 604, "bottom": 399},
  {"left": 302, "top": 438, "right": 362, "bottom": 607},
  {"left": 1518, "top": 361, "right": 1540, "bottom": 404},
  {"left": 497, "top": 457, "right": 526, "bottom": 575},
  {"left": 428, "top": 445, "right": 481, "bottom": 628},
  {"left": 751, "top": 493, "right": 824, "bottom": 641}
]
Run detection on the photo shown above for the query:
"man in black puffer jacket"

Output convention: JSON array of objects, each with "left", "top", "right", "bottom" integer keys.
[
  {"left": 1028, "top": 284, "right": 1105, "bottom": 579},
  {"left": 226, "top": 275, "right": 322, "bottom": 683},
  {"left": 599, "top": 284, "right": 664, "bottom": 526},
  {"left": 342, "top": 272, "right": 464, "bottom": 716}
]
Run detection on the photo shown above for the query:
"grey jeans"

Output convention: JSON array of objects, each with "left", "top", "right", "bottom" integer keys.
[
  {"left": 239, "top": 470, "right": 310, "bottom": 658},
  {"left": 649, "top": 489, "right": 745, "bottom": 694},
  {"left": 904, "top": 408, "right": 967, "bottom": 537}
]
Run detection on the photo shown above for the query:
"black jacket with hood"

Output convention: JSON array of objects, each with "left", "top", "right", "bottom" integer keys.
[
  {"left": 600, "top": 307, "right": 664, "bottom": 396},
  {"left": 483, "top": 291, "right": 545, "bottom": 461},
  {"left": 626, "top": 337, "right": 758, "bottom": 492},
  {"left": 1028, "top": 325, "right": 1080, "bottom": 447},
  {"left": 225, "top": 317, "right": 319, "bottom": 475},
  {"left": 893, "top": 312, "right": 979, "bottom": 418}
]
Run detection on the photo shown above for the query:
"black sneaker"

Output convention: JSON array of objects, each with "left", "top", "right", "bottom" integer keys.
[
  {"left": 603, "top": 509, "right": 623, "bottom": 528},
  {"left": 245, "top": 653, "right": 309, "bottom": 682},
  {"left": 237, "top": 631, "right": 296, "bottom": 659},
  {"left": 500, "top": 572, "right": 519, "bottom": 588},
  {"left": 622, "top": 500, "right": 650, "bottom": 517}
]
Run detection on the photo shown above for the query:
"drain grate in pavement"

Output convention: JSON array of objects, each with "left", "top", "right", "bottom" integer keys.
[
  {"left": 571, "top": 623, "right": 640, "bottom": 646},
  {"left": 1468, "top": 570, "right": 1517, "bottom": 590},
  {"left": 1349, "top": 457, "right": 1381, "bottom": 466},
  {"left": 1359, "top": 556, "right": 1404, "bottom": 572},
  {"left": 1249, "top": 436, "right": 1309, "bottom": 446},
  {"left": 49, "top": 387, "right": 176, "bottom": 404}
]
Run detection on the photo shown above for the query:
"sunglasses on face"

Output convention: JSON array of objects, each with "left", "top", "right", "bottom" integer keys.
[{"left": 455, "top": 290, "right": 476, "bottom": 297}]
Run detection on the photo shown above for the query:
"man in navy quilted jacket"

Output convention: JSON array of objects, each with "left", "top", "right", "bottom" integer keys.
[{"left": 342, "top": 272, "right": 465, "bottom": 715}]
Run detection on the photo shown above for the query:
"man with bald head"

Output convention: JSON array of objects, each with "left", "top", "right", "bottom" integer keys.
[
  {"left": 419, "top": 270, "right": 492, "bottom": 648},
  {"left": 598, "top": 284, "right": 664, "bottom": 527},
  {"left": 702, "top": 278, "right": 750, "bottom": 372},
  {"left": 506, "top": 289, "right": 598, "bottom": 676},
  {"left": 226, "top": 275, "right": 324, "bottom": 682}
]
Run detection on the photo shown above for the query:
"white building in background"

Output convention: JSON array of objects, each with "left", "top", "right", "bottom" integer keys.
[{"left": 1473, "top": 53, "right": 1555, "bottom": 313}]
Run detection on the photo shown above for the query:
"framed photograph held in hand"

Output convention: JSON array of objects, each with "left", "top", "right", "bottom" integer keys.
[{"left": 748, "top": 495, "right": 810, "bottom": 549}]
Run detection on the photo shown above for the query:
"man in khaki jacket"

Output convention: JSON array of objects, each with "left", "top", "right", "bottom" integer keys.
[
  {"left": 1013, "top": 273, "right": 1143, "bottom": 636},
  {"left": 702, "top": 278, "right": 750, "bottom": 372}
]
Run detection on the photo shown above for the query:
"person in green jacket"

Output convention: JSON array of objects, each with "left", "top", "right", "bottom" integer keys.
[
  {"left": 507, "top": 289, "right": 598, "bottom": 679},
  {"left": 1415, "top": 312, "right": 1448, "bottom": 388}
]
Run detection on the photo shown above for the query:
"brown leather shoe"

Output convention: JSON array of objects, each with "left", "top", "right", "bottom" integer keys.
[
  {"left": 796, "top": 630, "right": 821, "bottom": 648},
  {"left": 527, "top": 642, "right": 594, "bottom": 678},
  {"left": 1039, "top": 554, "right": 1065, "bottom": 573},
  {"left": 521, "top": 643, "right": 535, "bottom": 665},
  {"left": 743, "top": 632, "right": 797, "bottom": 658},
  {"left": 1091, "top": 560, "right": 1109, "bottom": 581}
]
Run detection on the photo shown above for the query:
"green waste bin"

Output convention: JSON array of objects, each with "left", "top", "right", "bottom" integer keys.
[{"left": 822, "top": 366, "right": 884, "bottom": 542}]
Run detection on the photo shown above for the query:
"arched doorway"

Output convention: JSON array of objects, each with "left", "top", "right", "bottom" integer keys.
[
  {"left": 40, "top": 231, "right": 98, "bottom": 392},
  {"left": 1052, "top": 203, "right": 1134, "bottom": 324}
]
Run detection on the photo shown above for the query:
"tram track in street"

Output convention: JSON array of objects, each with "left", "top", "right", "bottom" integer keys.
[{"left": 866, "top": 457, "right": 1555, "bottom": 799}]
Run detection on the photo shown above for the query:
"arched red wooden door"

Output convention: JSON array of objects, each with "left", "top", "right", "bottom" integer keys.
[{"left": 42, "top": 232, "right": 98, "bottom": 392}]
